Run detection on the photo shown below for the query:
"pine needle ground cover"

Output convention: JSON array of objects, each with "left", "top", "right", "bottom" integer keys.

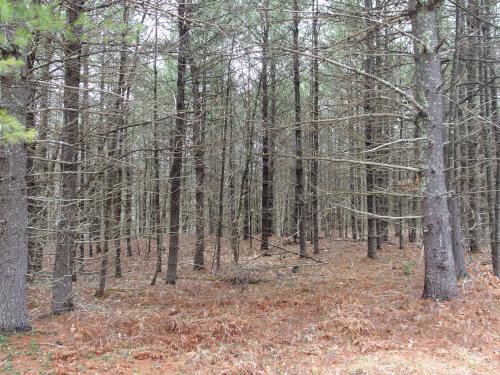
[{"left": 2, "top": 237, "right": 499, "bottom": 374}]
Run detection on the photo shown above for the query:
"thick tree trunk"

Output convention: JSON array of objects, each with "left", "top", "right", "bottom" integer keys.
[
  {"left": 0, "top": 65, "right": 30, "bottom": 332},
  {"left": 0, "top": 143, "right": 30, "bottom": 332},
  {"left": 410, "top": 0, "right": 457, "bottom": 300},
  {"left": 52, "top": 0, "right": 84, "bottom": 313}
]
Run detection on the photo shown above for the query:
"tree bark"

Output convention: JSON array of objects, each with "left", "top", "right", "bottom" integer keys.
[
  {"left": 215, "top": 57, "right": 232, "bottom": 273},
  {"left": 486, "top": 0, "right": 500, "bottom": 277},
  {"left": 261, "top": 2, "right": 271, "bottom": 253},
  {"left": 293, "top": 0, "right": 307, "bottom": 257},
  {"left": 445, "top": 1, "right": 467, "bottom": 278},
  {"left": 166, "top": 0, "right": 189, "bottom": 284},
  {"left": 150, "top": 6, "right": 164, "bottom": 285},
  {"left": 364, "top": 0, "right": 377, "bottom": 259},
  {"left": 52, "top": 0, "right": 84, "bottom": 313},
  {"left": 464, "top": 0, "right": 481, "bottom": 253},
  {"left": 410, "top": 0, "right": 458, "bottom": 300},
  {"left": 0, "top": 52, "right": 30, "bottom": 332},
  {"left": 310, "top": 0, "right": 320, "bottom": 254},
  {"left": 190, "top": 59, "right": 206, "bottom": 270}
]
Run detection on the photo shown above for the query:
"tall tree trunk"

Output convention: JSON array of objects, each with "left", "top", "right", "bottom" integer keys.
[
  {"left": 261, "top": 2, "right": 271, "bottom": 253},
  {"left": 96, "top": 2, "right": 128, "bottom": 293},
  {"left": 268, "top": 59, "right": 276, "bottom": 236},
  {"left": 228, "top": 92, "right": 238, "bottom": 262},
  {"left": 484, "top": 0, "right": 499, "bottom": 276},
  {"left": 310, "top": 0, "right": 320, "bottom": 254},
  {"left": 166, "top": 0, "right": 189, "bottom": 284},
  {"left": 445, "top": 1, "right": 467, "bottom": 278},
  {"left": 293, "top": 0, "right": 307, "bottom": 257},
  {"left": 364, "top": 0, "right": 377, "bottom": 259},
  {"left": 113, "top": 4, "right": 129, "bottom": 278},
  {"left": 151, "top": 5, "right": 163, "bottom": 285},
  {"left": 396, "top": 118, "right": 405, "bottom": 250},
  {"left": 241, "top": 71, "right": 261, "bottom": 241},
  {"left": 25, "top": 31, "right": 41, "bottom": 278},
  {"left": 410, "top": 0, "right": 457, "bottom": 300},
  {"left": 215, "top": 58, "right": 232, "bottom": 273},
  {"left": 0, "top": 49, "right": 30, "bottom": 332},
  {"left": 465, "top": 0, "right": 481, "bottom": 253},
  {"left": 52, "top": 0, "right": 84, "bottom": 313},
  {"left": 190, "top": 60, "right": 206, "bottom": 269},
  {"left": 76, "top": 43, "right": 90, "bottom": 277},
  {"left": 30, "top": 42, "right": 52, "bottom": 269}
]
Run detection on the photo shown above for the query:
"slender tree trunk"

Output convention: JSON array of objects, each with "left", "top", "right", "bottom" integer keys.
[
  {"left": 465, "top": 0, "right": 481, "bottom": 253},
  {"left": 25, "top": 32, "right": 41, "bottom": 278},
  {"left": 228, "top": 95, "right": 238, "bottom": 262},
  {"left": 76, "top": 43, "right": 90, "bottom": 277},
  {"left": 445, "top": 2, "right": 467, "bottom": 278},
  {"left": 113, "top": 4, "right": 129, "bottom": 278},
  {"left": 364, "top": 0, "right": 377, "bottom": 259},
  {"left": 293, "top": 0, "right": 307, "bottom": 257},
  {"left": 151, "top": 5, "right": 163, "bottom": 285},
  {"left": 310, "top": 0, "right": 320, "bottom": 254},
  {"left": 408, "top": 122, "right": 420, "bottom": 243},
  {"left": 52, "top": 0, "right": 84, "bottom": 313},
  {"left": 483, "top": 0, "right": 499, "bottom": 276},
  {"left": 241, "top": 72, "right": 261, "bottom": 241},
  {"left": 261, "top": 2, "right": 271, "bottom": 253},
  {"left": 166, "top": 0, "right": 189, "bottom": 284},
  {"left": 215, "top": 58, "right": 232, "bottom": 272},
  {"left": 268, "top": 60, "right": 276, "bottom": 236},
  {"left": 190, "top": 60, "right": 206, "bottom": 269}
]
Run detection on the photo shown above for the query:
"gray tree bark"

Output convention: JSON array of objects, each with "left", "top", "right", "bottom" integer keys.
[
  {"left": 310, "top": 0, "right": 320, "bottom": 254},
  {"left": 52, "top": 0, "right": 84, "bottom": 313},
  {"left": 0, "top": 61, "right": 30, "bottom": 332},
  {"left": 190, "top": 60, "right": 206, "bottom": 270},
  {"left": 293, "top": 0, "right": 307, "bottom": 257},
  {"left": 260, "top": 1, "right": 271, "bottom": 254},
  {"left": 410, "top": 0, "right": 458, "bottom": 300},
  {"left": 364, "top": 0, "right": 377, "bottom": 259},
  {"left": 166, "top": 0, "right": 189, "bottom": 284}
]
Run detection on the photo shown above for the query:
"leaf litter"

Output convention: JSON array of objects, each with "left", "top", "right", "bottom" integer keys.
[{"left": 2, "top": 236, "right": 499, "bottom": 374}]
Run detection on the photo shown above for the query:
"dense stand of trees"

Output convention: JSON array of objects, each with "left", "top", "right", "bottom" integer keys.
[{"left": 0, "top": 0, "right": 499, "bottom": 331}]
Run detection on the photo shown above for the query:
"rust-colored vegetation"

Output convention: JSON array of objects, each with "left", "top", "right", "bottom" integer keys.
[{"left": 2, "top": 237, "right": 499, "bottom": 374}]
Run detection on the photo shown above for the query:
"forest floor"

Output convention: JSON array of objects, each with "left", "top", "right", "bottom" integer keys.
[{"left": 1, "top": 236, "right": 499, "bottom": 374}]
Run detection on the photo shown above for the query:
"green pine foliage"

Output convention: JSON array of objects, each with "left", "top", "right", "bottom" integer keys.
[
  {"left": 0, "top": 0, "right": 63, "bottom": 144},
  {"left": 0, "top": 110, "right": 36, "bottom": 144}
]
